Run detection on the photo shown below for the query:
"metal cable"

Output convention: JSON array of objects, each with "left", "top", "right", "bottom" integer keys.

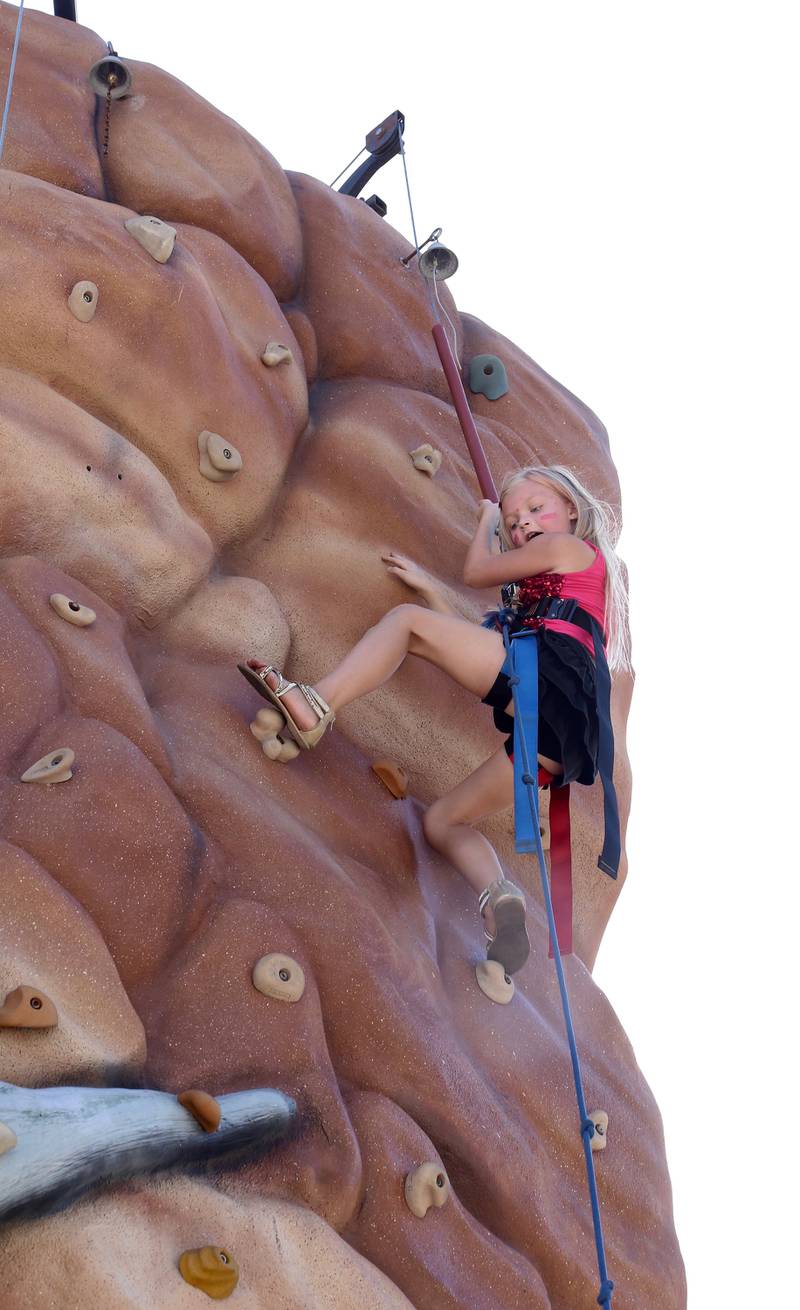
[
  {"left": 0, "top": 0, "right": 25, "bottom": 167},
  {"left": 329, "top": 145, "right": 366, "bottom": 189}
]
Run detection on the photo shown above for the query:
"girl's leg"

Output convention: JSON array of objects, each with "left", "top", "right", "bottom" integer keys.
[{"left": 422, "top": 745, "right": 516, "bottom": 938}]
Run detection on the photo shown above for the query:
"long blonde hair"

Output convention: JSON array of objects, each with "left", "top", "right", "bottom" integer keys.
[{"left": 497, "top": 464, "right": 632, "bottom": 672}]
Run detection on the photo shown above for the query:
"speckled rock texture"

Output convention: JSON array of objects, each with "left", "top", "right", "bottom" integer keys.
[{"left": 0, "top": 5, "right": 684, "bottom": 1307}]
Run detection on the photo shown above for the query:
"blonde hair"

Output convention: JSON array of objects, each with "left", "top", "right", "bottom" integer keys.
[{"left": 497, "top": 464, "right": 631, "bottom": 672}]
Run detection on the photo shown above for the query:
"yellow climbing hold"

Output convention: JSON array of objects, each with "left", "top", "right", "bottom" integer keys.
[
  {"left": 21, "top": 748, "right": 75, "bottom": 785},
  {"left": 178, "top": 1246, "right": 239, "bottom": 1300},
  {"left": 49, "top": 594, "right": 96, "bottom": 627},
  {"left": 261, "top": 342, "right": 292, "bottom": 367},
  {"left": 410, "top": 444, "right": 442, "bottom": 476},
  {"left": 67, "top": 281, "right": 99, "bottom": 322},
  {"left": 588, "top": 1109, "right": 609, "bottom": 1152},
  {"left": 249, "top": 708, "right": 300, "bottom": 762},
  {"left": 475, "top": 959, "right": 514, "bottom": 1005},
  {"left": 371, "top": 759, "right": 408, "bottom": 799},
  {"left": 0, "top": 984, "right": 58, "bottom": 1029},
  {"left": 198, "top": 431, "right": 242, "bottom": 483},
  {"left": 0, "top": 1122, "right": 17, "bottom": 1156},
  {"left": 404, "top": 1162, "right": 451, "bottom": 1218},
  {"left": 252, "top": 953, "right": 305, "bottom": 1003},
  {"left": 124, "top": 215, "right": 177, "bottom": 264},
  {"left": 178, "top": 1089, "right": 222, "bottom": 1133}
]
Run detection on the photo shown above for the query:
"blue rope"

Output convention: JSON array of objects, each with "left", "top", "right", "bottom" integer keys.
[
  {"left": 502, "top": 622, "right": 615, "bottom": 1308},
  {"left": 0, "top": 0, "right": 25, "bottom": 168}
]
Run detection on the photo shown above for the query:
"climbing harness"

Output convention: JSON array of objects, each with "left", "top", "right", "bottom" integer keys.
[
  {"left": 397, "top": 130, "right": 617, "bottom": 1306},
  {"left": 0, "top": 0, "right": 25, "bottom": 169}
]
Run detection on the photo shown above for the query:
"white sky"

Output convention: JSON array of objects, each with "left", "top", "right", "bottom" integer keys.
[{"left": 15, "top": 1, "right": 800, "bottom": 1302}]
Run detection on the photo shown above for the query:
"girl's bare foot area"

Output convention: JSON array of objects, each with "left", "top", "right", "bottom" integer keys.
[{"left": 246, "top": 659, "right": 318, "bottom": 732}]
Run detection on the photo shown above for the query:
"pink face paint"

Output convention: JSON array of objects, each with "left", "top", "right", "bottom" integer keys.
[{"left": 539, "top": 512, "right": 557, "bottom": 521}]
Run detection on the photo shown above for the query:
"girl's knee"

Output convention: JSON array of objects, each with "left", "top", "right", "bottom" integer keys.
[{"left": 423, "top": 799, "right": 458, "bottom": 848}]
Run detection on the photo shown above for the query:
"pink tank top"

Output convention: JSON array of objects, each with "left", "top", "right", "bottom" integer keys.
[{"left": 515, "top": 543, "right": 607, "bottom": 656}]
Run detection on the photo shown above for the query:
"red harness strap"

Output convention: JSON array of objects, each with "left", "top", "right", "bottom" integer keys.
[{"left": 546, "top": 780, "right": 573, "bottom": 956}]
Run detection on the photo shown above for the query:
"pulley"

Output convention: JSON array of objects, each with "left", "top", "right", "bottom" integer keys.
[
  {"left": 418, "top": 241, "right": 459, "bottom": 281},
  {"left": 88, "top": 47, "right": 132, "bottom": 100}
]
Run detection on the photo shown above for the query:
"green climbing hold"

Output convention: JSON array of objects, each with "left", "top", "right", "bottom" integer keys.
[{"left": 468, "top": 354, "right": 509, "bottom": 401}]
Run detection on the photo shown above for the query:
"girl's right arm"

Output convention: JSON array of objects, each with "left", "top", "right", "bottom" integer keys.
[{"left": 381, "top": 552, "right": 459, "bottom": 616}]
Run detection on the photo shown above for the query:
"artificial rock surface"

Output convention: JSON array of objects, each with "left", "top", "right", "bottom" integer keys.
[{"left": 0, "top": 4, "right": 684, "bottom": 1307}]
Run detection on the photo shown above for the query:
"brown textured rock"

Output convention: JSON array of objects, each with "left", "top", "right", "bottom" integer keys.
[
  {"left": 371, "top": 759, "right": 409, "bottom": 798},
  {"left": 177, "top": 1089, "right": 222, "bottom": 1133},
  {"left": 0, "top": 984, "right": 58, "bottom": 1029},
  {"left": 178, "top": 1245, "right": 238, "bottom": 1299},
  {"left": 0, "top": 9, "right": 683, "bottom": 1309}
]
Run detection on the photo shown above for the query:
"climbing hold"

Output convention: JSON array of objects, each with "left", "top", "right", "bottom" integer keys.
[
  {"left": 252, "top": 953, "right": 305, "bottom": 1003},
  {"left": 0, "top": 1122, "right": 17, "bottom": 1156},
  {"left": 249, "top": 708, "right": 300, "bottom": 763},
  {"left": 124, "top": 215, "right": 177, "bottom": 264},
  {"left": 178, "top": 1246, "right": 239, "bottom": 1300},
  {"left": 49, "top": 594, "right": 97, "bottom": 627},
  {"left": 588, "top": 1109, "right": 609, "bottom": 1152},
  {"left": 371, "top": 759, "right": 408, "bottom": 799},
  {"left": 468, "top": 354, "right": 509, "bottom": 401},
  {"left": 21, "top": 749, "right": 75, "bottom": 785},
  {"left": 177, "top": 1089, "right": 222, "bottom": 1134},
  {"left": 0, "top": 985, "right": 58, "bottom": 1029},
  {"left": 261, "top": 341, "right": 292, "bottom": 367},
  {"left": 67, "top": 281, "right": 99, "bottom": 323},
  {"left": 404, "top": 1162, "right": 451, "bottom": 1218},
  {"left": 475, "top": 959, "right": 515, "bottom": 1005},
  {"left": 410, "top": 444, "right": 442, "bottom": 476},
  {"left": 198, "top": 431, "right": 242, "bottom": 483}
]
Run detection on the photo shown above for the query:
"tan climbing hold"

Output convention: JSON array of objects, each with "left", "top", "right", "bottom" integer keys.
[
  {"left": 49, "top": 593, "right": 97, "bottom": 626},
  {"left": 178, "top": 1089, "right": 222, "bottom": 1133},
  {"left": 261, "top": 341, "right": 292, "bottom": 367},
  {"left": 178, "top": 1246, "right": 239, "bottom": 1300},
  {"left": 124, "top": 214, "right": 177, "bottom": 263},
  {"left": 589, "top": 1109, "right": 609, "bottom": 1152},
  {"left": 475, "top": 959, "right": 515, "bottom": 1005},
  {"left": 0, "top": 1122, "right": 17, "bottom": 1156},
  {"left": 0, "top": 984, "right": 58, "bottom": 1029},
  {"left": 410, "top": 443, "right": 442, "bottom": 476},
  {"left": 252, "top": 953, "right": 305, "bottom": 1003},
  {"left": 371, "top": 759, "right": 408, "bottom": 798},
  {"left": 21, "top": 748, "right": 75, "bottom": 785},
  {"left": 198, "top": 430, "right": 242, "bottom": 483},
  {"left": 67, "top": 280, "right": 99, "bottom": 322},
  {"left": 404, "top": 1161, "right": 451, "bottom": 1218},
  {"left": 249, "top": 708, "right": 300, "bottom": 762}
]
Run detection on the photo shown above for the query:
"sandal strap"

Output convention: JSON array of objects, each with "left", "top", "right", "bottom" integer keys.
[{"left": 264, "top": 669, "right": 335, "bottom": 728}]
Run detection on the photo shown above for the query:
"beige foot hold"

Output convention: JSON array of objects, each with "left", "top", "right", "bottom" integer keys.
[
  {"left": 410, "top": 443, "right": 442, "bottom": 476},
  {"left": 178, "top": 1246, "right": 239, "bottom": 1300},
  {"left": 588, "top": 1109, "right": 609, "bottom": 1151},
  {"left": 371, "top": 759, "right": 408, "bottom": 798},
  {"left": 475, "top": 959, "right": 515, "bottom": 1005},
  {"left": 178, "top": 1089, "right": 222, "bottom": 1133},
  {"left": 67, "top": 280, "right": 99, "bottom": 322},
  {"left": 261, "top": 341, "right": 292, "bottom": 367},
  {"left": 404, "top": 1162, "right": 451, "bottom": 1217},
  {"left": 0, "top": 984, "right": 58, "bottom": 1029},
  {"left": 49, "top": 593, "right": 97, "bottom": 626},
  {"left": 252, "top": 953, "right": 305, "bottom": 1002},
  {"left": 198, "top": 430, "right": 242, "bottom": 483},
  {"left": 124, "top": 214, "right": 177, "bottom": 263},
  {"left": 21, "top": 748, "right": 75, "bottom": 785},
  {"left": 0, "top": 1122, "right": 18, "bottom": 1156},
  {"left": 249, "top": 709, "right": 300, "bottom": 762}
]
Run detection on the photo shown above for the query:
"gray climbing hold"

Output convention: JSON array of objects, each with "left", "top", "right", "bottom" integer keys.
[
  {"left": 404, "top": 1162, "right": 451, "bottom": 1217},
  {"left": 21, "top": 749, "right": 75, "bottom": 785},
  {"left": 124, "top": 215, "right": 177, "bottom": 264},
  {"left": 198, "top": 430, "right": 242, "bottom": 483},
  {"left": 252, "top": 954, "right": 305, "bottom": 1003},
  {"left": 468, "top": 354, "right": 509, "bottom": 401},
  {"left": 67, "top": 281, "right": 99, "bottom": 323},
  {"left": 410, "top": 444, "right": 442, "bottom": 477},
  {"left": 261, "top": 342, "right": 292, "bottom": 367},
  {"left": 49, "top": 594, "right": 96, "bottom": 627}
]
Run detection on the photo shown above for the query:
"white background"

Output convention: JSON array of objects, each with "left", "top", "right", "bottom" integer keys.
[{"left": 15, "top": 1, "right": 800, "bottom": 1302}]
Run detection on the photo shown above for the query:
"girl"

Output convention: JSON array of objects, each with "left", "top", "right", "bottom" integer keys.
[{"left": 238, "top": 464, "right": 630, "bottom": 976}]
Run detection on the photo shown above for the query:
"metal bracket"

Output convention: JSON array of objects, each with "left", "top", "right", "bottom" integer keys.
[
  {"left": 53, "top": 1, "right": 77, "bottom": 20},
  {"left": 337, "top": 110, "right": 405, "bottom": 198}
]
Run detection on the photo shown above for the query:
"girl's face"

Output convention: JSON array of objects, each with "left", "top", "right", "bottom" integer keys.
[{"left": 501, "top": 478, "right": 578, "bottom": 549}]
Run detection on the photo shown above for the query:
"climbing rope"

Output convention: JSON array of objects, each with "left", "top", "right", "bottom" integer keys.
[
  {"left": 501, "top": 623, "right": 614, "bottom": 1308},
  {"left": 0, "top": 0, "right": 25, "bottom": 168}
]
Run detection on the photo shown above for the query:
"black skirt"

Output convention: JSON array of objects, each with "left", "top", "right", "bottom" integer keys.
[{"left": 481, "top": 629, "right": 599, "bottom": 786}]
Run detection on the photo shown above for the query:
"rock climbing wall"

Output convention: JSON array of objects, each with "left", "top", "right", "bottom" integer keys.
[{"left": 0, "top": 5, "right": 685, "bottom": 1308}]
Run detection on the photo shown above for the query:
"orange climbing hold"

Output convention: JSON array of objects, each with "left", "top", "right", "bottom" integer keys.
[
  {"left": 0, "top": 984, "right": 58, "bottom": 1029},
  {"left": 178, "top": 1089, "right": 222, "bottom": 1133},
  {"left": 178, "top": 1246, "right": 239, "bottom": 1300},
  {"left": 371, "top": 759, "right": 408, "bottom": 798}
]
